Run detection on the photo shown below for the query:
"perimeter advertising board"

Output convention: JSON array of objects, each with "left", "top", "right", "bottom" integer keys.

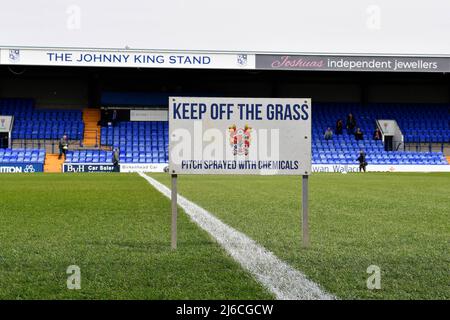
[
  {"left": 62, "top": 163, "right": 167, "bottom": 173},
  {"left": 0, "top": 163, "right": 43, "bottom": 173},
  {"left": 169, "top": 97, "right": 311, "bottom": 175}
]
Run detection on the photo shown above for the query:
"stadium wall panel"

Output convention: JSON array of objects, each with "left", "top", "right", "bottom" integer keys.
[
  {"left": 0, "top": 78, "right": 88, "bottom": 109},
  {"left": 368, "top": 84, "right": 450, "bottom": 104}
]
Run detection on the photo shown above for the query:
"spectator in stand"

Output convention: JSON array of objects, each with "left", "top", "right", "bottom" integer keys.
[
  {"left": 104, "top": 108, "right": 110, "bottom": 125},
  {"left": 357, "top": 150, "right": 367, "bottom": 172},
  {"left": 346, "top": 113, "right": 357, "bottom": 134},
  {"left": 58, "top": 134, "right": 69, "bottom": 160},
  {"left": 373, "top": 127, "right": 382, "bottom": 140},
  {"left": 324, "top": 127, "right": 333, "bottom": 140},
  {"left": 355, "top": 127, "right": 364, "bottom": 140},
  {"left": 335, "top": 119, "right": 343, "bottom": 135},
  {"left": 112, "top": 148, "right": 120, "bottom": 172},
  {"left": 112, "top": 109, "right": 118, "bottom": 126}
]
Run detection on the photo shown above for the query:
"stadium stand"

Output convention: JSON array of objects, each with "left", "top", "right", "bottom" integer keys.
[
  {"left": 99, "top": 121, "right": 169, "bottom": 163},
  {"left": 365, "top": 103, "right": 449, "bottom": 143},
  {"left": 0, "top": 98, "right": 84, "bottom": 140},
  {"left": 0, "top": 98, "right": 448, "bottom": 167},
  {"left": 312, "top": 103, "right": 449, "bottom": 165}
]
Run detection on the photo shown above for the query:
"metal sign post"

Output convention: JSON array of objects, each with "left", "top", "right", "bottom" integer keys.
[
  {"left": 302, "top": 175, "right": 309, "bottom": 247},
  {"left": 171, "top": 174, "right": 178, "bottom": 249}
]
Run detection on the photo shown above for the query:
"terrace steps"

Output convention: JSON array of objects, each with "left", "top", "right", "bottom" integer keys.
[
  {"left": 82, "top": 108, "right": 101, "bottom": 147},
  {"left": 44, "top": 153, "right": 64, "bottom": 173}
]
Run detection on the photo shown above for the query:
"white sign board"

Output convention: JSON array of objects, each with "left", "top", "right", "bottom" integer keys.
[
  {"left": 119, "top": 163, "right": 167, "bottom": 173},
  {"left": 0, "top": 49, "right": 255, "bottom": 70},
  {"left": 130, "top": 110, "right": 168, "bottom": 122},
  {"left": 169, "top": 97, "right": 311, "bottom": 175},
  {"left": 0, "top": 116, "right": 13, "bottom": 132}
]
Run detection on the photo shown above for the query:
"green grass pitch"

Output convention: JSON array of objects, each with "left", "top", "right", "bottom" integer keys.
[
  {"left": 151, "top": 172, "right": 450, "bottom": 300},
  {"left": 0, "top": 174, "right": 271, "bottom": 299},
  {"left": 0, "top": 172, "right": 449, "bottom": 299}
]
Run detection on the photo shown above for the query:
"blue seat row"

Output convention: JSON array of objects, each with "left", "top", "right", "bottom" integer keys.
[
  {"left": 12, "top": 121, "right": 84, "bottom": 140},
  {"left": 65, "top": 149, "right": 168, "bottom": 164},
  {"left": 0, "top": 148, "right": 46, "bottom": 163}
]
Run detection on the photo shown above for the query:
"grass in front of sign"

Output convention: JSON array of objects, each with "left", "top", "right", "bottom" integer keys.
[
  {"left": 0, "top": 173, "right": 272, "bottom": 299},
  {"left": 151, "top": 172, "right": 450, "bottom": 300}
]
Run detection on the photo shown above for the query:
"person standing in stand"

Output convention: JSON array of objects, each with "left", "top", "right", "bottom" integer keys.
[
  {"left": 58, "top": 134, "right": 69, "bottom": 160},
  {"left": 346, "top": 113, "right": 357, "bottom": 134},
  {"left": 335, "top": 119, "right": 344, "bottom": 135},
  {"left": 373, "top": 127, "right": 382, "bottom": 140},
  {"left": 112, "top": 148, "right": 120, "bottom": 172}
]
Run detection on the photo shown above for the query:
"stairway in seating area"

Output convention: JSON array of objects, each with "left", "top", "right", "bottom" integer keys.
[
  {"left": 44, "top": 153, "right": 64, "bottom": 173},
  {"left": 82, "top": 108, "right": 101, "bottom": 147}
]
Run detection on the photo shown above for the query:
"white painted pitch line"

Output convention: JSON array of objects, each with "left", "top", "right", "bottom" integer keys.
[{"left": 138, "top": 172, "right": 336, "bottom": 300}]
